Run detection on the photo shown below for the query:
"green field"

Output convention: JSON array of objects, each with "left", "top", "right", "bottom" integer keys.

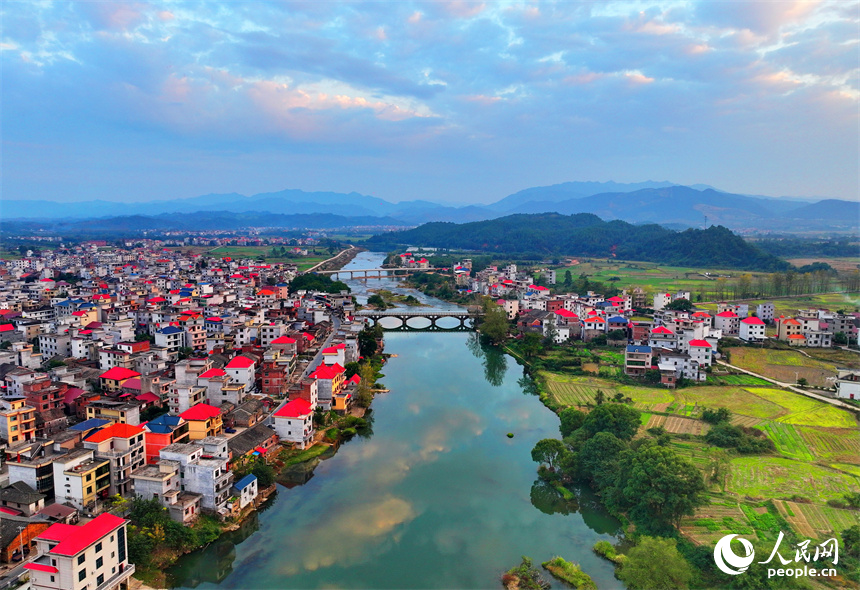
[
  {"left": 755, "top": 421, "right": 814, "bottom": 461},
  {"left": 728, "top": 347, "right": 841, "bottom": 388},
  {"left": 729, "top": 457, "right": 860, "bottom": 503},
  {"left": 207, "top": 246, "right": 332, "bottom": 271},
  {"left": 798, "top": 427, "right": 860, "bottom": 465}
]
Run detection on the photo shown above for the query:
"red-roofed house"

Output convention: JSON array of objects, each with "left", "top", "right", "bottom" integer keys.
[
  {"left": 775, "top": 317, "right": 803, "bottom": 341},
  {"left": 715, "top": 310, "right": 740, "bottom": 335},
  {"left": 99, "top": 367, "right": 141, "bottom": 393},
  {"left": 649, "top": 325, "right": 678, "bottom": 349},
  {"left": 688, "top": 340, "right": 714, "bottom": 369},
  {"left": 309, "top": 363, "right": 345, "bottom": 410},
  {"left": 739, "top": 316, "right": 766, "bottom": 342},
  {"left": 270, "top": 335, "right": 298, "bottom": 356},
  {"left": 273, "top": 399, "right": 314, "bottom": 448},
  {"left": 83, "top": 423, "right": 145, "bottom": 496},
  {"left": 26, "top": 513, "right": 133, "bottom": 590},
  {"left": 225, "top": 355, "right": 256, "bottom": 387},
  {"left": 179, "top": 404, "right": 224, "bottom": 440},
  {"left": 321, "top": 342, "right": 346, "bottom": 366}
]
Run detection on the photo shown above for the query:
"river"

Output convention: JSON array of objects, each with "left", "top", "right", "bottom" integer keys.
[{"left": 167, "top": 251, "right": 624, "bottom": 589}]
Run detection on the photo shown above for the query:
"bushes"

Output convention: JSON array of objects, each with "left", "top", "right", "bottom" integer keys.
[
  {"left": 701, "top": 407, "right": 731, "bottom": 424},
  {"left": 541, "top": 556, "right": 596, "bottom": 590},
  {"left": 705, "top": 423, "right": 775, "bottom": 454}
]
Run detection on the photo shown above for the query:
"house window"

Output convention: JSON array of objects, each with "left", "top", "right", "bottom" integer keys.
[
  {"left": 96, "top": 556, "right": 103, "bottom": 568},
  {"left": 97, "top": 573, "right": 104, "bottom": 585},
  {"left": 78, "top": 569, "right": 86, "bottom": 582},
  {"left": 78, "top": 554, "right": 86, "bottom": 565}
]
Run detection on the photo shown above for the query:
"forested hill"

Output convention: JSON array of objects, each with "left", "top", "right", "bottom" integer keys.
[{"left": 365, "top": 213, "right": 792, "bottom": 271}]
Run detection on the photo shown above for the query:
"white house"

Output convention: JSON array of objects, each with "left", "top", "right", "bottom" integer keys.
[
  {"left": 739, "top": 316, "right": 766, "bottom": 342},
  {"left": 231, "top": 474, "right": 259, "bottom": 509},
  {"left": 688, "top": 339, "right": 714, "bottom": 368},
  {"left": 273, "top": 398, "right": 314, "bottom": 449},
  {"left": 715, "top": 310, "right": 740, "bottom": 335},
  {"left": 225, "top": 355, "right": 256, "bottom": 387},
  {"left": 836, "top": 369, "right": 860, "bottom": 400}
]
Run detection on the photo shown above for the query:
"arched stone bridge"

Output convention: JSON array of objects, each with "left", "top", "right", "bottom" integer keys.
[{"left": 355, "top": 309, "right": 482, "bottom": 331}]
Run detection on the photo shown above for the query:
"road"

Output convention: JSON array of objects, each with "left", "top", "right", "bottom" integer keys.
[
  {"left": 716, "top": 360, "right": 860, "bottom": 414},
  {"left": 305, "top": 245, "right": 356, "bottom": 274}
]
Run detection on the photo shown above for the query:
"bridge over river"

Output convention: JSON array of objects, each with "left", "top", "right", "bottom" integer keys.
[
  {"left": 354, "top": 309, "right": 482, "bottom": 331},
  {"left": 315, "top": 267, "right": 444, "bottom": 279}
]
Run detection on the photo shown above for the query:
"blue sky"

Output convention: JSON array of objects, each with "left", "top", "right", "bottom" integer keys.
[{"left": 2, "top": 1, "right": 858, "bottom": 204}]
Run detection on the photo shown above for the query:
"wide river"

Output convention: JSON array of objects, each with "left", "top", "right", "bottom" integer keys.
[{"left": 168, "top": 251, "right": 624, "bottom": 589}]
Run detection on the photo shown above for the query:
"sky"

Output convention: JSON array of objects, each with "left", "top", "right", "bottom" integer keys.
[{"left": 2, "top": 1, "right": 859, "bottom": 205}]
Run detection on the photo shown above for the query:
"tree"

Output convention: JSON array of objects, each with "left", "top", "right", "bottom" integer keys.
[
  {"left": 615, "top": 444, "right": 706, "bottom": 530},
  {"left": 593, "top": 389, "right": 605, "bottom": 405},
  {"left": 558, "top": 407, "right": 586, "bottom": 438},
  {"left": 520, "top": 333, "right": 543, "bottom": 359},
  {"left": 665, "top": 298, "right": 693, "bottom": 312},
  {"left": 478, "top": 298, "right": 509, "bottom": 345},
  {"left": 563, "top": 270, "right": 573, "bottom": 288},
  {"left": 531, "top": 439, "right": 566, "bottom": 471},
  {"left": 354, "top": 362, "right": 375, "bottom": 408},
  {"left": 834, "top": 332, "right": 849, "bottom": 346},
  {"left": 607, "top": 329, "right": 627, "bottom": 341},
  {"left": 581, "top": 403, "right": 640, "bottom": 440},
  {"left": 843, "top": 525, "right": 860, "bottom": 558},
  {"left": 358, "top": 326, "right": 379, "bottom": 357},
  {"left": 617, "top": 536, "right": 693, "bottom": 590},
  {"left": 578, "top": 432, "right": 626, "bottom": 488},
  {"left": 344, "top": 361, "right": 361, "bottom": 380},
  {"left": 701, "top": 407, "right": 731, "bottom": 424},
  {"left": 367, "top": 294, "right": 387, "bottom": 309},
  {"left": 797, "top": 377, "right": 808, "bottom": 387}
]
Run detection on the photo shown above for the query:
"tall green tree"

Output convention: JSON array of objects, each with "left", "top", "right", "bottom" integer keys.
[
  {"left": 558, "top": 407, "right": 586, "bottom": 438},
  {"left": 531, "top": 439, "right": 566, "bottom": 471},
  {"left": 617, "top": 537, "right": 693, "bottom": 590},
  {"left": 580, "top": 403, "right": 640, "bottom": 440},
  {"left": 577, "top": 432, "right": 626, "bottom": 488},
  {"left": 478, "top": 298, "right": 509, "bottom": 345},
  {"left": 615, "top": 444, "right": 706, "bottom": 530}
]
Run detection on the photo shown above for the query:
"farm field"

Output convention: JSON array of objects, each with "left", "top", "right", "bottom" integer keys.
[
  {"left": 727, "top": 347, "right": 838, "bottom": 388},
  {"left": 774, "top": 499, "right": 860, "bottom": 540},
  {"left": 728, "top": 457, "right": 860, "bottom": 504},
  {"left": 787, "top": 257, "right": 860, "bottom": 273},
  {"left": 798, "top": 427, "right": 860, "bottom": 465},
  {"left": 207, "top": 246, "right": 332, "bottom": 271},
  {"left": 804, "top": 348, "right": 860, "bottom": 370},
  {"left": 680, "top": 500, "right": 754, "bottom": 546},
  {"left": 746, "top": 387, "right": 857, "bottom": 428}
]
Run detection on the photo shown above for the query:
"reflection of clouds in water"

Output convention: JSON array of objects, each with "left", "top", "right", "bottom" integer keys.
[{"left": 278, "top": 495, "right": 418, "bottom": 575}]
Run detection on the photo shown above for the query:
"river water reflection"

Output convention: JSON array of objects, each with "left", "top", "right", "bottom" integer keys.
[{"left": 167, "top": 252, "right": 624, "bottom": 589}]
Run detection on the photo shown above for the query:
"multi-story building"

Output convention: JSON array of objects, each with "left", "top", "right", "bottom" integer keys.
[
  {"left": 99, "top": 367, "right": 141, "bottom": 393},
  {"left": 273, "top": 398, "right": 315, "bottom": 449},
  {"left": 159, "top": 442, "right": 233, "bottom": 513},
  {"left": 142, "top": 415, "right": 190, "bottom": 464},
  {"left": 624, "top": 345, "right": 653, "bottom": 377},
  {"left": 85, "top": 400, "right": 141, "bottom": 426},
  {"left": 739, "top": 316, "right": 766, "bottom": 342},
  {"left": 82, "top": 423, "right": 146, "bottom": 497},
  {"left": 755, "top": 302, "right": 775, "bottom": 323},
  {"left": 131, "top": 461, "right": 202, "bottom": 524},
  {"left": 168, "top": 384, "right": 206, "bottom": 415},
  {"left": 836, "top": 369, "right": 860, "bottom": 400},
  {"left": 179, "top": 404, "right": 224, "bottom": 440},
  {"left": 261, "top": 349, "right": 294, "bottom": 397},
  {"left": 0, "top": 397, "right": 36, "bottom": 447},
  {"left": 24, "top": 512, "right": 135, "bottom": 590},
  {"left": 52, "top": 449, "right": 111, "bottom": 512}
]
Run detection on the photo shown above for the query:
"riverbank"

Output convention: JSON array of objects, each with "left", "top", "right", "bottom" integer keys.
[{"left": 305, "top": 244, "right": 363, "bottom": 273}]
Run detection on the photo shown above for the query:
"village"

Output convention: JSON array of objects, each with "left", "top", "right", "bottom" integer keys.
[
  {"left": 0, "top": 241, "right": 377, "bottom": 590},
  {"left": 0, "top": 243, "right": 857, "bottom": 590}
]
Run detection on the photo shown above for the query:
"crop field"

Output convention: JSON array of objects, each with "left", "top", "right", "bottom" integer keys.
[
  {"left": 645, "top": 414, "right": 709, "bottom": 435},
  {"left": 774, "top": 500, "right": 860, "bottom": 540},
  {"left": 798, "top": 427, "right": 860, "bottom": 464},
  {"left": 728, "top": 348, "right": 836, "bottom": 388},
  {"left": 728, "top": 457, "right": 860, "bottom": 503},
  {"left": 540, "top": 373, "right": 621, "bottom": 406},
  {"left": 743, "top": 387, "right": 857, "bottom": 428},
  {"left": 207, "top": 246, "right": 332, "bottom": 271},
  {"left": 707, "top": 374, "right": 771, "bottom": 386},
  {"left": 756, "top": 421, "right": 815, "bottom": 461},
  {"left": 804, "top": 348, "right": 860, "bottom": 370},
  {"left": 681, "top": 501, "right": 754, "bottom": 545},
  {"left": 787, "top": 257, "right": 860, "bottom": 273}
]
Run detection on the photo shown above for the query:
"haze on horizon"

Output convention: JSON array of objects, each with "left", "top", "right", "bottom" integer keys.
[{"left": 2, "top": 1, "right": 858, "bottom": 205}]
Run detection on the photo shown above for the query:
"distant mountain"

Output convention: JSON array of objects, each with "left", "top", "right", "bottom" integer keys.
[
  {"left": 487, "top": 180, "right": 678, "bottom": 211},
  {"left": 779, "top": 199, "right": 860, "bottom": 221},
  {"left": 1, "top": 182, "right": 853, "bottom": 234},
  {"left": 366, "top": 213, "right": 791, "bottom": 271},
  {"left": 1, "top": 211, "right": 409, "bottom": 235}
]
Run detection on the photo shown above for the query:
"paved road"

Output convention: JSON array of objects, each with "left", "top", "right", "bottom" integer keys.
[{"left": 716, "top": 360, "right": 860, "bottom": 414}]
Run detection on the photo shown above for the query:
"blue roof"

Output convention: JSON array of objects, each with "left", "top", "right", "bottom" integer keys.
[
  {"left": 234, "top": 474, "right": 257, "bottom": 490},
  {"left": 70, "top": 418, "right": 111, "bottom": 431},
  {"left": 608, "top": 317, "right": 628, "bottom": 324},
  {"left": 149, "top": 414, "right": 182, "bottom": 427},
  {"left": 159, "top": 326, "right": 183, "bottom": 334},
  {"left": 626, "top": 345, "right": 652, "bottom": 353}
]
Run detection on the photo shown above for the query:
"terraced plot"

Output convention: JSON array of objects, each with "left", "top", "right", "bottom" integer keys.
[
  {"left": 681, "top": 502, "right": 754, "bottom": 546},
  {"left": 543, "top": 379, "right": 618, "bottom": 406},
  {"left": 728, "top": 348, "right": 837, "bottom": 388},
  {"left": 746, "top": 387, "right": 857, "bottom": 428},
  {"left": 799, "top": 427, "right": 860, "bottom": 465},
  {"left": 756, "top": 421, "right": 815, "bottom": 461},
  {"left": 729, "top": 457, "right": 860, "bottom": 503},
  {"left": 645, "top": 414, "right": 709, "bottom": 435},
  {"left": 774, "top": 500, "right": 860, "bottom": 540}
]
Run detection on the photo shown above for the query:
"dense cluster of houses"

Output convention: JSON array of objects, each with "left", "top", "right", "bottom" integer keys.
[
  {"left": 474, "top": 263, "right": 859, "bottom": 393},
  {"left": 0, "top": 245, "right": 374, "bottom": 589}
]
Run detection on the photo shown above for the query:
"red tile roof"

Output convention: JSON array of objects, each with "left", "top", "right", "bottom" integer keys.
[
  {"left": 271, "top": 335, "right": 296, "bottom": 344},
  {"left": 199, "top": 368, "right": 227, "bottom": 379},
  {"left": 86, "top": 423, "right": 144, "bottom": 443},
  {"left": 310, "top": 363, "right": 345, "bottom": 380},
  {"left": 0, "top": 324, "right": 13, "bottom": 333},
  {"left": 688, "top": 339, "right": 713, "bottom": 348},
  {"left": 100, "top": 367, "right": 141, "bottom": 381},
  {"left": 38, "top": 513, "right": 125, "bottom": 557},
  {"left": 274, "top": 398, "right": 313, "bottom": 418},
  {"left": 716, "top": 311, "right": 738, "bottom": 318},
  {"left": 24, "top": 563, "right": 58, "bottom": 574},
  {"left": 554, "top": 309, "right": 578, "bottom": 318},
  {"left": 180, "top": 403, "right": 222, "bottom": 421},
  {"left": 651, "top": 326, "right": 674, "bottom": 334},
  {"left": 741, "top": 316, "right": 766, "bottom": 325},
  {"left": 226, "top": 355, "right": 255, "bottom": 369}
]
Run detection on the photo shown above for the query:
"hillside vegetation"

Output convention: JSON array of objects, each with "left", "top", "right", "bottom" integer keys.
[{"left": 367, "top": 213, "right": 791, "bottom": 271}]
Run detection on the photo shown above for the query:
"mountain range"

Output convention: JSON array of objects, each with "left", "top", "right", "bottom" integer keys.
[{"left": 2, "top": 181, "right": 857, "bottom": 233}]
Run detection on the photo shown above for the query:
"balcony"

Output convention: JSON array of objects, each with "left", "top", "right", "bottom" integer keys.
[{"left": 94, "top": 563, "right": 136, "bottom": 590}]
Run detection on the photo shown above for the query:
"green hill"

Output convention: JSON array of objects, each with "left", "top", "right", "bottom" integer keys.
[{"left": 366, "top": 213, "right": 791, "bottom": 271}]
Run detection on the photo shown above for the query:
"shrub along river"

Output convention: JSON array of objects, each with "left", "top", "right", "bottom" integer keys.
[{"left": 167, "top": 252, "right": 624, "bottom": 589}]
